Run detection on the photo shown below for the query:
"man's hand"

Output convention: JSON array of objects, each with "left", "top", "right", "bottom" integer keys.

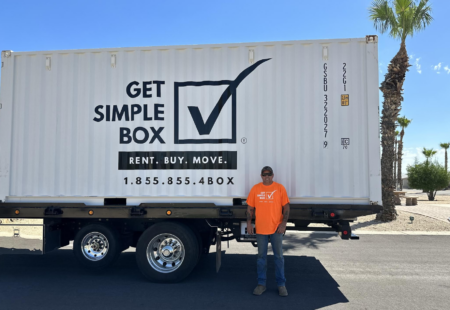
[
  {"left": 246, "top": 206, "right": 255, "bottom": 234},
  {"left": 277, "top": 222, "right": 287, "bottom": 234},
  {"left": 247, "top": 222, "right": 254, "bottom": 235},
  {"left": 277, "top": 203, "right": 290, "bottom": 234}
]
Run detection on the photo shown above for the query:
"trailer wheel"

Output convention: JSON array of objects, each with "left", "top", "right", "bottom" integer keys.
[
  {"left": 136, "top": 222, "right": 199, "bottom": 283},
  {"left": 73, "top": 224, "right": 122, "bottom": 270},
  {"left": 194, "top": 231, "right": 211, "bottom": 263}
]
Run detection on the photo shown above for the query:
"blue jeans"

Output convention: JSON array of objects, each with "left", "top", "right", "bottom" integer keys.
[{"left": 256, "top": 233, "right": 286, "bottom": 287}]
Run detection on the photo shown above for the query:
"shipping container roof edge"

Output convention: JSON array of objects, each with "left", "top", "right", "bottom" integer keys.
[{"left": 5, "top": 36, "right": 376, "bottom": 55}]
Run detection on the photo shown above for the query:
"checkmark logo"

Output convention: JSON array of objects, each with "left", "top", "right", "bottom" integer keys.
[
  {"left": 187, "top": 58, "right": 271, "bottom": 135},
  {"left": 267, "top": 190, "right": 277, "bottom": 199}
]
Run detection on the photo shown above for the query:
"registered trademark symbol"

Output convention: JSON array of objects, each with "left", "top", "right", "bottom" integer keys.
[{"left": 241, "top": 137, "right": 247, "bottom": 144}]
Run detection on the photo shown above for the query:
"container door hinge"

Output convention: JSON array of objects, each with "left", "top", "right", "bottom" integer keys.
[
  {"left": 322, "top": 46, "right": 328, "bottom": 61},
  {"left": 248, "top": 49, "right": 254, "bottom": 64},
  {"left": 45, "top": 206, "right": 63, "bottom": 216},
  {"left": 46, "top": 57, "right": 51, "bottom": 71},
  {"left": 111, "top": 54, "right": 116, "bottom": 68}
]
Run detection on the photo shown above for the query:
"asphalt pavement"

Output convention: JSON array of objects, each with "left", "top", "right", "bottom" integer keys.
[{"left": 0, "top": 233, "right": 449, "bottom": 310}]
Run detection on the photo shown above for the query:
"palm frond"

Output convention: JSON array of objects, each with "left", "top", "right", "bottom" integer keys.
[
  {"left": 397, "top": 116, "right": 412, "bottom": 128},
  {"left": 369, "top": 0, "right": 399, "bottom": 36},
  {"left": 370, "top": 0, "right": 433, "bottom": 43},
  {"left": 394, "top": 0, "right": 413, "bottom": 15},
  {"left": 422, "top": 147, "right": 437, "bottom": 158},
  {"left": 412, "top": 0, "right": 433, "bottom": 33},
  {"left": 404, "top": 3, "right": 416, "bottom": 40}
]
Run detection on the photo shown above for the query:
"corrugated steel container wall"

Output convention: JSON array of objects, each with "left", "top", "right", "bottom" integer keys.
[{"left": 0, "top": 37, "right": 381, "bottom": 205}]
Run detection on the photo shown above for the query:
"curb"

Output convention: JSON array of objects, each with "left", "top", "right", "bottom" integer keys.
[
  {"left": 398, "top": 209, "right": 450, "bottom": 223},
  {"left": 288, "top": 230, "right": 450, "bottom": 236}
]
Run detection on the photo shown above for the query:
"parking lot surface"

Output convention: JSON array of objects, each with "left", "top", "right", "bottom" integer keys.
[{"left": 0, "top": 233, "right": 448, "bottom": 310}]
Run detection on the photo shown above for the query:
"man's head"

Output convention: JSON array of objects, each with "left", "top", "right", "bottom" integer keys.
[{"left": 261, "top": 166, "right": 274, "bottom": 185}]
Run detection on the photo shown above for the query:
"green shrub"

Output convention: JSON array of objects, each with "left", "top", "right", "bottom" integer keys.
[{"left": 407, "top": 160, "right": 450, "bottom": 201}]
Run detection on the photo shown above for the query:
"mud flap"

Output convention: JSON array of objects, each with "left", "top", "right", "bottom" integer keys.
[{"left": 216, "top": 231, "right": 221, "bottom": 273}]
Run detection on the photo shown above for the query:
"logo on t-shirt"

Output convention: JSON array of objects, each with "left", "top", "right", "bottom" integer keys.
[
  {"left": 257, "top": 190, "right": 277, "bottom": 200},
  {"left": 267, "top": 190, "right": 277, "bottom": 199}
]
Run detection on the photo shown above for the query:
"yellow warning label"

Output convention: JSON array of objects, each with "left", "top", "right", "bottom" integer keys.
[{"left": 341, "top": 94, "right": 349, "bottom": 106}]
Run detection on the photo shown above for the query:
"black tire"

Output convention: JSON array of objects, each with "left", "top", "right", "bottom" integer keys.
[
  {"left": 194, "top": 230, "right": 203, "bottom": 264},
  {"left": 195, "top": 232, "right": 211, "bottom": 263},
  {"left": 136, "top": 222, "right": 199, "bottom": 283},
  {"left": 73, "top": 224, "right": 123, "bottom": 270}
]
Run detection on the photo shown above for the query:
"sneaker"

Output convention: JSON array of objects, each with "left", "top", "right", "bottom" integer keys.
[
  {"left": 253, "top": 285, "right": 266, "bottom": 296},
  {"left": 278, "top": 286, "right": 288, "bottom": 297}
]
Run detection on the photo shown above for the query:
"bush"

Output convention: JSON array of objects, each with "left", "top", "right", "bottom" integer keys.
[{"left": 407, "top": 160, "right": 450, "bottom": 201}]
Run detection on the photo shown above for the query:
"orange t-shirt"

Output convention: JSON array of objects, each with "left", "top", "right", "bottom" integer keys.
[{"left": 246, "top": 182, "right": 290, "bottom": 235}]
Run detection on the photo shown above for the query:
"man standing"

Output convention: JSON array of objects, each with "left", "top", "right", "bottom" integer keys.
[{"left": 246, "top": 166, "right": 290, "bottom": 297}]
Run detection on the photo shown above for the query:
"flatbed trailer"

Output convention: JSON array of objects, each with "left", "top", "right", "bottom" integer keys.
[{"left": 0, "top": 201, "right": 381, "bottom": 282}]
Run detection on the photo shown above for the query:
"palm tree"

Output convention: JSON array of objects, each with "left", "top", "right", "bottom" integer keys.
[
  {"left": 440, "top": 143, "right": 450, "bottom": 172},
  {"left": 421, "top": 147, "right": 437, "bottom": 194},
  {"left": 397, "top": 116, "right": 412, "bottom": 190},
  {"left": 422, "top": 147, "right": 437, "bottom": 162},
  {"left": 369, "top": 0, "right": 433, "bottom": 222}
]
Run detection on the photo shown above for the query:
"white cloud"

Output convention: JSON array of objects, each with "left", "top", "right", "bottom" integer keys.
[
  {"left": 444, "top": 65, "right": 450, "bottom": 74},
  {"left": 433, "top": 62, "right": 442, "bottom": 73},
  {"left": 379, "top": 62, "right": 384, "bottom": 74},
  {"left": 415, "top": 58, "right": 421, "bottom": 74}
]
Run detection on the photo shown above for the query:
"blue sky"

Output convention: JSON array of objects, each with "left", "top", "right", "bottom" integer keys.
[{"left": 1, "top": 0, "right": 448, "bottom": 174}]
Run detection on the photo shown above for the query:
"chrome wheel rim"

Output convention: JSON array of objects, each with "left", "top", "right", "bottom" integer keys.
[
  {"left": 146, "top": 233, "right": 185, "bottom": 273},
  {"left": 81, "top": 232, "right": 109, "bottom": 261}
]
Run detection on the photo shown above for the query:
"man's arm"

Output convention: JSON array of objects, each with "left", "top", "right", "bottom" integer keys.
[
  {"left": 276, "top": 203, "right": 290, "bottom": 234},
  {"left": 246, "top": 205, "right": 255, "bottom": 234}
]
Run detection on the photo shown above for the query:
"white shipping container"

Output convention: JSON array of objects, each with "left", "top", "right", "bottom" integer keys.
[{"left": 0, "top": 36, "right": 381, "bottom": 206}]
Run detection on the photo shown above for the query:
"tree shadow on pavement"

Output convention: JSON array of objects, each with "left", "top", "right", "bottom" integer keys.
[
  {"left": 350, "top": 218, "right": 385, "bottom": 231},
  {"left": 282, "top": 232, "right": 338, "bottom": 253},
  {"left": 0, "top": 246, "right": 349, "bottom": 310}
]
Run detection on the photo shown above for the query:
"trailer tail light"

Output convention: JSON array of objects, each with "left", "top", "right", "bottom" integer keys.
[
  {"left": 339, "top": 226, "right": 351, "bottom": 240},
  {"left": 330, "top": 212, "right": 335, "bottom": 218}
]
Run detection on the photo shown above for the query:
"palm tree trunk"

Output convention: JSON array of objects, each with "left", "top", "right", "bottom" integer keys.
[
  {"left": 377, "top": 42, "right": 410, "bottom": 222},
  {"left": 398, "top": 132, "right": 404, "bottom": 191},
  {"left": 393, "top": 139, "right": 397, "bottom": 188},
  {"left": 445, "top": 149, "right": 448, "bottom": 173},
  {"left": 446, "top": 149, "right": 449, "bottom": 190}
]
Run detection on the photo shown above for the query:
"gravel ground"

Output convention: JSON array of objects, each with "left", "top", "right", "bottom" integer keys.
[
  {"left": 350, "top": 191, "right": 450, "bottom": 232},
  {"left": 350, "top": 211, "right": 450, "bottom": 232}
]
